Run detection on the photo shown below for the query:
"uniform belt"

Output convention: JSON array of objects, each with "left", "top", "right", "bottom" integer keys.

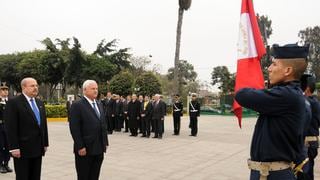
[
  {"left": 0, "top": 119, "right": 3, "bottom": 124},
  {"left": 304, "top": 136, "right": 319, "bottom": 147},
  {"left": 247, "top": 159, "right": 293, "bottom": 180},
  {"left": 190, "top": 110, "right": 198, "bottom": 112},
  {"left": 305, "top": 136, "right": 318, "bottom": 142},
  {"left": 174, "top": 109, "right": 181, "bottom": 112}
]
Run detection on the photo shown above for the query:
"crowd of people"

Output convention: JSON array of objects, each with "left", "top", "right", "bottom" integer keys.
[{"left": 83, "top": 92, "right": 201, "bottom": 139}]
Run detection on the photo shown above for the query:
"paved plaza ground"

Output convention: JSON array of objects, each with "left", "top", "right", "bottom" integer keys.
[{"left": 1, "top": 115, "right": 320, "bottom": 180}]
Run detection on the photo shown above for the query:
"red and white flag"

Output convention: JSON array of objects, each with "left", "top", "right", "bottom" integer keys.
[{"left": 233, "top": 0, "right": 266, "bottom": 128}]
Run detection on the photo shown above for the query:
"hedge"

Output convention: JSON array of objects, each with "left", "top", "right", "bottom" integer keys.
[{"left": 45, "top": 105, "right": 67, "bottom": 118}]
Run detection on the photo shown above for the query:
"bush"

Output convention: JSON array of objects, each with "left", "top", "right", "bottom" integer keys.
[{"left": 45, "top": 104, "right": 67, "bottom": 118}]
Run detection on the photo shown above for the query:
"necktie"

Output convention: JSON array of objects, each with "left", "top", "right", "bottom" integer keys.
[
  {"left": 30, "top": 98, "right": 41, "bottom": 126},
  {"left": 92, "top": 102, "right": 100, "bottom": 118}
]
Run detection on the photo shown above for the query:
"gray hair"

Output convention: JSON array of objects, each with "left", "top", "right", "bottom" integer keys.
[
  {"left": 82, "top": 80, "right": 97, "bottom": 91},
  {"left": 21, "top": 77, "right": 36, "bottom": 87},
  {"left": 154, "top": 94, "right": 161, "bottom": 98}
]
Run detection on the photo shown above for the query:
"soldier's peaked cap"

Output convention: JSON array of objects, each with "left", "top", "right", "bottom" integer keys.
[{"left": 271, "top": 43, "right": 310, "bottom": 59}]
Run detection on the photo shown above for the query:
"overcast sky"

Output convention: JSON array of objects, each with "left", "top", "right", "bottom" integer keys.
[{"left": 0, "top": 0, "right": 319, "bottom": 88}]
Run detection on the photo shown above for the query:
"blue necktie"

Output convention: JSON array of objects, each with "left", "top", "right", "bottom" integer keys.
[
  {"left": 92, "top": 102, "right": 100, "bottom": 118},
  {"left": 30, "top": 98, "right": 41, "bottom": 126}
]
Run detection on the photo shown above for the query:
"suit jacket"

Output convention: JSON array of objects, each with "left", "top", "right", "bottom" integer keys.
[
  {"left": 5, "top": 94, "right": 49, "bottom": 158},
  {"left": 141, "top": 101, "right": 153, "bottom": 119},
  {"left": 151, "top": 100, "right": 166, "bottom": 120},
  {"left": 69, "top": 98, "right": 109, "bottom": 156},
  {"left": 102, "top": 98, "right": 116, "bottom": 117}
]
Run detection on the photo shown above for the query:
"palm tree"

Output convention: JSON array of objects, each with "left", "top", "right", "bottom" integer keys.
[{"left": 174, "top": 0, "right": 192, "bottom": 94}]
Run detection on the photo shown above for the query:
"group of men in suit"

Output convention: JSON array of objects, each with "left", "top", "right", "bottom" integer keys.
[{"left": 100, "top": 92, "right": 201, "bottom": 138}]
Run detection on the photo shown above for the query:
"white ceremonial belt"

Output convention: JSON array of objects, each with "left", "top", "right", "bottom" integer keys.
[
  {"left": 190, "top": 110, "right": 198, "bottom": 112},
  {"left": 174, "top": 109, "right": 181, "bottom": 112},
  {"left": 247, "top": 159, "right": 294, "bottom": 180}
]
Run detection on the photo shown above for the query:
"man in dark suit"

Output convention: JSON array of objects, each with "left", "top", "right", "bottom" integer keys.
[
  {"left": 114, "top": 95, "right": 123, "bottom": 132},
  {"left": 151, "top": 94, "right": 166, "bottom": 139},
  {"left": 127, "top": 94, "right": 141, "bottom": 137},
  {"left": 5, "top": 77, "right": 49, "bottom": 180},
  {"left": 102, "top": 92, "right": 116, "bottom": 134},
  {"left": 66, "top": 96, "right": 74, "bottom": 122},
  {"left": 140, "top": 95, "right": 153, "bottom": 138},
  {"left": 69, "top": 80, "right": 109, "bottom": 180}
]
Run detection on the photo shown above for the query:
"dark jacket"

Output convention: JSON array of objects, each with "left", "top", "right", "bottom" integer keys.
[
  {"left": 141, "top": 101, "right": 153, "bottom": 119},
  {"left": 189, "top": 100, "right": 200, "bottom": 118},
  {"left": 173, "top": 101, "right": 183, "bottom": 117},
  {"left": 127, "top": 100, "right": 141, "bottom": 128},
  {"left": 5, "top": 94, "right": 49, "bottom": 158},
  {"left": 69, "top": 98, "right": 108, "bottom": 155},
  {"left": 151, "top": 100, "right": 166, "bottom": 120},
  {"left": 235, "top": 81, "right": 306, "bottom": 162}
]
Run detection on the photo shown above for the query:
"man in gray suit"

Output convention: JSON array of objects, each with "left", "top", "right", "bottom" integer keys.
[{"left": 151, "top": 94, "right": 166, "bottom": 139}]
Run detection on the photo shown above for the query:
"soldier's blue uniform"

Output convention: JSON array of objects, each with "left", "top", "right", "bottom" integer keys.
[
  {"left": 235, "top": 44, "right": 310, "bottom": 180},
  {"left": 236, "top": 81, "right": 306, "bottom": 179},
  {"left": 0, "top": 97, "right": 11, "bottom": 173},
  {"left": 300, "top": 74, "right": 320, "bottom": 180}
]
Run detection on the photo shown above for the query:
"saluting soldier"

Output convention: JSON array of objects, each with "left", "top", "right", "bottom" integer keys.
[
  {"left": 172, "top": 94, "right": 183, "bottom": 135},
  {"left": 300, "top": 74, "right": 320, "bottom": 180},
  {"left": 189, "top": 93, "right": 200, "bottom": 137},
  {"left": 235, "top": 44, "right": 310, "bottom": 180},
  {"left": 0, "top": 84, "right": 12, "bottom": 173}
]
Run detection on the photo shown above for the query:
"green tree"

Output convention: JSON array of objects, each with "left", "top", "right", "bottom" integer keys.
[
  {"left": 299, "top": 26, "right": 320, "bottom": 81},
  {"left": 17, "top": 51, "right": 45, "bottom": 84},
  {"left": 211, "top": 66, "right": 235, "bottom": 94},
  {"left": 0, "top": 54, "right": 21, "bottom": 90},
  {"left": 94, "top": 39, "right": 132, "bottom": 74},
  {"left": 174, "top": 0, "right": 192, "bottom": 94},
  {"left": 64, "top": 37, "right": 87, "bottom": 90},
  {"left": 135, "top": 72, "right": 162, "bottom": 96},
  {"left": 109, "top": 71, "right": 134, "bottom": 96},
  {"left": 257, "top": 14, "right": 273, "bottom": 79},
  {"left": 168, "top": 60, "right": 197, "bottom": 94},
  {"left": 85, "top": 54, "right": 117, "bottom": 84}
]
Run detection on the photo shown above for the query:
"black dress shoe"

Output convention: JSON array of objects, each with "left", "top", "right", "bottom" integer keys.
[
  {"left": 0, "top": 165, "right": 7, "bottom": 173},
  {"left": 158, "top": 136, "right": 162, "bottom": 139},
  {"left": 4, "top": 165, "right": 12, "bottom": 173},
  {"left": 129, "top": 134, "right": 135, "bottom": 136},
  {"left": 152, "top": 136, "right": 158, "bottom": 138},
  {"left": 141, "top": 135, "right": 146, "bottom": 137}
]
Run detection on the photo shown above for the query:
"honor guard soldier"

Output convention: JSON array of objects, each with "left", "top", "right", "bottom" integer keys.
[
  {"left": 172, "top": 94, "right": 183, "bottom": 135},
  {"left": 235, "top": 44, "right": 310, "bottom": 180},
  {"left": 189, "top": 93, "right": 200, "bottom": 137},
  {"left": 0, "top": 84, "right": 12, "bottom": 173},
  {"left": 300, "top": 74, "right": 320, "bottom": 180}
]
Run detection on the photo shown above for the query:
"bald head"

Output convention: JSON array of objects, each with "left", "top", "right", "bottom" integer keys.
[{"left": 21, "top": 77, "right": 39, "bottom": 98}]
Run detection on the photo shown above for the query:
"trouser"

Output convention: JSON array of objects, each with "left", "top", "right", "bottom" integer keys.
[
  {"left": 107, "top": 116, "right": 115, "bottom": 133},
  {"left": 0, "top": 126, "right": 10, "bottom": 164},
  {"left": 115, "top": 115, "right": 123, "bottom": 130},
  {"left": 190, "top": 116, "right": 198, "bottom": 136},
  {"left": 124, "top": 115, "right": 129, "bottom": 132},
  {"left": 153, "top": 118, "right": 163, "bottom": 137},
  {"left": 306, "top": 141, "right": 318, "bottom": 180},
  {"left": 173, "top": 115, "right": 181, "bottom": 134},
  {"left": 130, "top": 128, "right": 138, "bottom": 136},
  {"left": 75, "top": 154, "right": 104, "bottom": 180},
  {"left": 141, "top": 117, "right": 151, "bottom": 136},
  {"left": 13, "top": 156, "right": 42, "bottom": 180},
  {"left": 250, "top": 169, "right": 296, "bottom": 180}
]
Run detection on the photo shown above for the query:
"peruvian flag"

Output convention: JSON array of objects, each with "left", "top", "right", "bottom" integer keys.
[{"left": 233, "top": 0, "right": 266, "bottom": 128}]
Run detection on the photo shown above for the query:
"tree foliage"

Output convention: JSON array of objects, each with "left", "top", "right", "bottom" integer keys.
[
  {"left": 168, "top": 60, "right": 197, "bottom": 95},
  {"left": 109, "top": 71, "right": 134, "bottom": 96},
  {"left": 135, "top": 72, "right": 162, "bottom": 96},
  {"left": 211, "top": 66, "right": 235, "bottom": 94},
  {"left": 299, "top": 26, "right": 320, "bottom": 81},
  {"left": 257, "top": 14, "right": 273, "bottom": 80}
]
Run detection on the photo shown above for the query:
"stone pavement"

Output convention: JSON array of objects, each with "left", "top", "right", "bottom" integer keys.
[{"left": 1, "top": 115, "right": 320, "bottom": 180}]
